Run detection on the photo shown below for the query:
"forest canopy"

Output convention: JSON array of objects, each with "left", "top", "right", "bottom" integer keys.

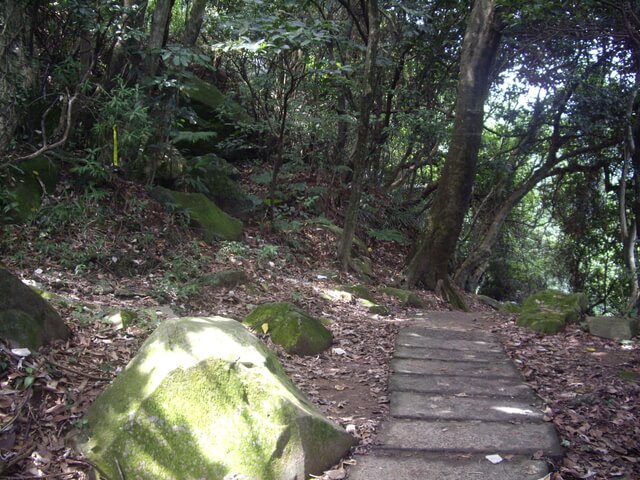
[{"left": 1, "top": 0, "right": 640, "bottom": 314}]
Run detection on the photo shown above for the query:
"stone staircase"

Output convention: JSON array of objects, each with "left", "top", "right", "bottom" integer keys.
[{"left": 348, "top": 311, "right": 562, "bottom": 480}]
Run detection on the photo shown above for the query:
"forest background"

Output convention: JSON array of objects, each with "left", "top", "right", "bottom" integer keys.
[{"left": 1, "top": 0, "right": 640, "bottom": 314}]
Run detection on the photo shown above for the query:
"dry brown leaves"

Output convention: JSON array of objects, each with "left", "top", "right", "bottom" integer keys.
[
  {"left": 495, "top": 318, "right": 640, "bottom": 480},
  {"left": 0, "top": 218, "right": 426, "bottom": 477}
]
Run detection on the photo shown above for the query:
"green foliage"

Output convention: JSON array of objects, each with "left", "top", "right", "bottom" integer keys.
[
  {"left": 215, "top": 241, "right": 249, "bottom": 262},
  {"left": 89, "top": 80, "right": 153, "bottom": 170},
  {"left": 366, "top": 228, "right": 407, "bottom": 244}
]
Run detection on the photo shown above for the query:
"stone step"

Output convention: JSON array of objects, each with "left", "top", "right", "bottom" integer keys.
[
  {"left": 390, "top": 373, "right": 536, "bottom": 400},
  {"left": 394, "top": 344, "right": 506, "bottom": 363},
  {"left": 392, "top": 358, "right": 521, "bottom": 379},
  {"left": 376, "top": 419, "right": 563, "bottom": 456},
  {"left": 348, "top": 454, "right": 549, "bottom": 480},
  {"left": 402, "top": 326, "right": 497, "bottom": 342},
  {"left": 396, "top": 333, "right": 503, "bottom": 353},
  {"left": 407, "top": 311, "right": 494, "bottom": 331},
  {"left": 391, "top": 391, "right": 544, "bottom": 422}
]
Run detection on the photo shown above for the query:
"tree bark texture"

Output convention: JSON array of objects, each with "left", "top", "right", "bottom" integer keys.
[
  {"left": 145, "top": 0, "right": 174, "bottom": 78},
  {"left": 107, "top": 0, "right": 148, "bottom": 83},
  {"left": 0, "top": 1, "right": 36, "bottom": 154},
  {"left": 338, "top": 0, "right": 379, "bottom": 270},
  {"left": 406, "top": 0, "right": 501, "bottom": 288},
  {"left": 183, "top": 0, "right": 208, "bottom": 47}
]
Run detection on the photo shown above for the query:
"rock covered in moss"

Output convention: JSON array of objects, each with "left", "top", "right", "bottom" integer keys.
[
  {"left": 587, "top": 316, "right": 639, "bottom": 340},
  {"left": 338, "top": 284, "right": 375, "bottom": 303},
  {"left": 381, "top": 287, "right": 429, "bottom": 308},
  {"left": 199, "top": 269, "right": 249, "bottom": 289},
  {"left": 4, "top": 156, "right": 59, "bottom": 223},
  {"left": 517, "top": 290, "right": 588, "bottom": 334},
  {"left": 244, "top": 303, "right": 332, "bottom": 356},
  {"left": 152, "top": 187, "right": 243, "bottom": 242},
  {"left": 78, "top": 317, "right": 354, "bottom": 479},
  {"left": 0, "top": 268, "right": 70, "bottom": 349}
]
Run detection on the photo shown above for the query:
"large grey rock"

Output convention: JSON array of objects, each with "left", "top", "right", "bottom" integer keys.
[
  {"left": 78, "top": 317, "right": 354, "bottom": 480},
  {"left": 587, "top": 316, "right": 639, "bottom": 340},
  {"left": 0, "top": 268, "right": 70, "bottom": 349}
]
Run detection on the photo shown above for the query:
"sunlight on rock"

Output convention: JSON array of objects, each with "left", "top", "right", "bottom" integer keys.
[{"left": 492, "top": 406, "right": 536, "bottom": 416}]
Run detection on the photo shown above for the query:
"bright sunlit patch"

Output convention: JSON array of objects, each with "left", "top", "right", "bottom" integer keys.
[{"left": 492, "top": 406, "right": 536, "bottom": 416}]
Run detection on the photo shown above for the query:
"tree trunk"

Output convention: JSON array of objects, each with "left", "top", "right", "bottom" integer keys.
[
  {"left": 0, "top": 0, "right": 36, "bottom": 155},
  {"left": 405, "top": 0, "right": 501, "bottom": 288},
  {"left": 338, "top": 0, "right": 379, "bottom": 270},
  {"left": 145, "top": 0, "right": 174, "bottom": 78},
  {"left": 621, "top": 85, "right": 640, "bottom": 311},
  {"left": 107, "top": 0, "right": 148, "bottom": 83},
  {"left": 183, "top": 0, "right": 207, "bottom": 47}
]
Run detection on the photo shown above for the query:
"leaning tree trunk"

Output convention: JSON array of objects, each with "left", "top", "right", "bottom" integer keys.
[
  {"left": 405, "top": 0, "right": 501, "bottom": 289},
  {"left": 338, "top": 0, "right": 380, "bottom": 270},
  {"left": 0, "top": 0, "right": 36, "bottom": 155}
]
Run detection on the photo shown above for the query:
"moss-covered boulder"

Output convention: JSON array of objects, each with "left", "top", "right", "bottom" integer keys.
[
  {"left": 244, "top": 303, "right": 333, "bottom": 356},
  {"left": 338, "top": 284, "right": 375, "bottom": 303},
  {"left": 176, "top": 77, "right": 251, "bottom": 157},
  {"left": 587, "top": 316, "right": 639, "bottom": 340},
  {"left": 4, "top": 156, "right": 59, "bottom": 223},
  {"left": 517, "top": 290, "right": 588, "bottom": 334},
  {"left": 153, "top": 187, "right": 243, "bottom": 242},
  {"left": 102, "top": 309, "right": 139, "bottom": 330},
  {"left": 78, "top": 317, "right": 354, "bottom": 479},
  {"left": 199, "top": 269, "right": 249, "bottom": 288},
  {"left": 0, "top": 268, "right": 70, "bottom": 349},
  {"left": 500, "top": 302, "right": 521, "bottom": 314},
  {"left": 381, "top": 287, "right": 429, "bottom": 308},
  {"left": 477, "top": 295, "right": 501, "bottom": 310}
]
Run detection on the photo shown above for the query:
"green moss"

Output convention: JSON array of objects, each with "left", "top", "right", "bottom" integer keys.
[
  {"left": 517, "top": 290, "right": 587, "bottom": 334},
  {"left": 381, "top": 287, "right": 428, "bottom": 308},
  {"left": 0, "top": 310, "right": 43, "bottom": 349},
  {"left": 338, "top": 284, "right": 375, "bottom": 303},
  {"left": 6, "top": 156, "right": 59, "bottom": 223},
  {"left": 154, "top": 187, "right": 243, "bottom": 242},
  {"left": 500, "top": 302, "right": 521, "bottom": 314},
  {"left": 80, "top": 317, "right": 354, "bottom": 479},
  {"left": 366, "top": 304, "right": 390, "bottom": 316},
  {"left": 199, "top": 269, "right": 249, "bottom": 288},
  {"left": 103, "top": 309, "right": 138, "bottom": 329},
  {"left": 244, "top": 303, "right": 332, "bottom": 356}
]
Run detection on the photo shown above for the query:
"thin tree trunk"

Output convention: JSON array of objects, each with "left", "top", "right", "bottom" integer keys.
[
  {"left": 183, "top": 0, "right": 207, "bottom": 47},
  {"left": 338, "top": 0, "right": 379, "bottom": 270},
  {"left": 107, "top": 0, "right": 148, "bottom": 83},
  {"left": 0, "top": 0, "right": 36, "bottom": 154},
  {"left": 405, "top": 0, "right": 501, "bottom": 289},
  {"left": 621, "top": 85, "right": 640, "bottom": 311},
  {"left": 145, "top": 0, "right": 174, "bottom": 78}
]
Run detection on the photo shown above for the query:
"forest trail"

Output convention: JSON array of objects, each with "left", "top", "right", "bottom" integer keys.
[{"left": 348, "top": 311, "right": 563, "bottom": 479}]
